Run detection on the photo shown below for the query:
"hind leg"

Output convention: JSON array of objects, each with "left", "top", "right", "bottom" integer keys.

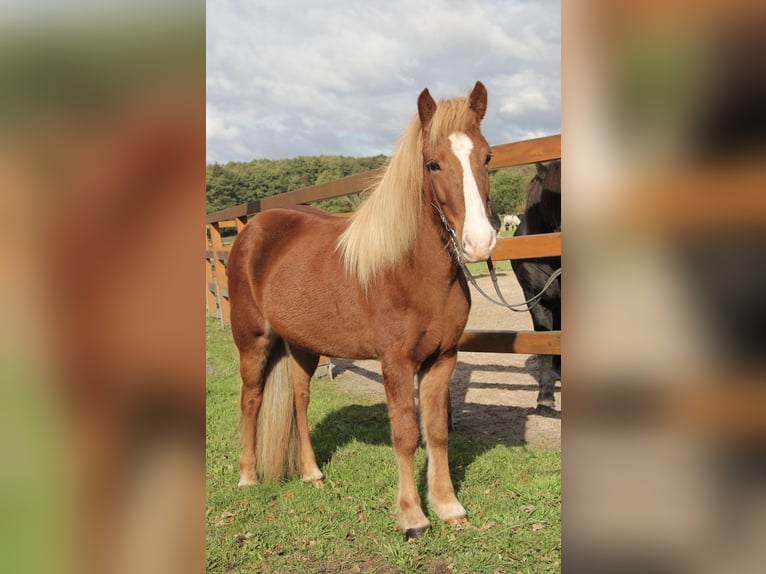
[
  {"left": 536, "top": 354, "right": 558, "bottom": 415},
  {"left": 290, "top": 347, "right": 322, "bottom": 482},
  {"left": 236, "top": 333, "right": 273, "bottom": 487},
  {"left": 527, "top": 302, "right": 559, "bottom": 415}
]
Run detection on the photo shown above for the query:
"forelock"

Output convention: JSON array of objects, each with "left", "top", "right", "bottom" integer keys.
[{"left": 425, "top": 97, "right": 479, "bottom": 147}]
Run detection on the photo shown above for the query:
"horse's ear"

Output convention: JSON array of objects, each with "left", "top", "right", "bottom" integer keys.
[
  {"left": 536, "top": 162, "right": 548, "bottom": 176},
  {"left": 468, "top": 81, "right": 488, "bottom": 120},
  {"left": 418, "top": 88, "right": 437, "bottom": 128}
]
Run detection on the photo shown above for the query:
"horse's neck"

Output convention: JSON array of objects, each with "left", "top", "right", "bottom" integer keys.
[
  {"left": 410, "top": 200, "right": 464, "bottom": 284},
  {"left": 525, "top": 189, "right": 561, "bottom": 233}
]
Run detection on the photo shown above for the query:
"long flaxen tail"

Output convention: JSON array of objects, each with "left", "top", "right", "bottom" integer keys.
[{"left": 254, "top": 338, "right": 300, "bottom": 482}]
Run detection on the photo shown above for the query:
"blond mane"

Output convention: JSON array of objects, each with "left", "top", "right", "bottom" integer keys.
[{"left": 336, "top": 94, "right": 479, "bottom": 287}]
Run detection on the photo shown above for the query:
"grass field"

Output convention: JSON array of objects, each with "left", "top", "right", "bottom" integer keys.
[{"left": 206, "top": 318, "right": 560, "bottom": 573}]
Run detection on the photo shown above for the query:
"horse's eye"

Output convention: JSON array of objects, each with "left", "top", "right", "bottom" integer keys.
[
  {"left": 485, "top": 153, "right": 492, "bottom": 167},
  {"left": 427, "top": 160, "right": 441, "bottom": 172}
]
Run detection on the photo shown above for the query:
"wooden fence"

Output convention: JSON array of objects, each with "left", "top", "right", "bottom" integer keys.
[{"left": 206, "top": 134, "right": 561, "bottom": 360}]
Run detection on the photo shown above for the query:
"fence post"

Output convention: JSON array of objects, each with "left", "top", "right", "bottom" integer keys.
[
  {"left": 205, "top": 226, "right": 219, "bottom": 318},
  {"left": 209, "top": 222, "right": 231, "bottom": 327}
]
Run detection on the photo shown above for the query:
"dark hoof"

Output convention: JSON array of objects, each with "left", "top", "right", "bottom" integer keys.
[
  {"left": 535, "top": 404, "right": 559, "bottom": 417},
  {"left": 404, "top": 525, "right": 429, "bottom": 540}
]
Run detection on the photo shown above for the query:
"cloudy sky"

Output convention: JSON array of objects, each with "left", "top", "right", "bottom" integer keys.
[{"left": 207, "top": 0, "right": 560, "bottom": 163}]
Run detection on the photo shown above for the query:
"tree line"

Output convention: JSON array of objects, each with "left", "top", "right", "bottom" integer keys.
[{"left": 206, "top": 155, "right": 534, "bottom": 216}]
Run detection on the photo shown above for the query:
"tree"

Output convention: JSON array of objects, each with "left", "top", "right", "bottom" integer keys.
[
  {"left": 206, "top": 154, "right": 388, "bottom": 215},
  {"left": 489, "top": 166, "right": 533, "bottom": 215}
]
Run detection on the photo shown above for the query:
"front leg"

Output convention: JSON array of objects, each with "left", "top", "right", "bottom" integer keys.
[
  {"left": 380, "top": 357, "right": 430, "bottom": 539},
  {"left": 418, "top": 351, "right": 467, "bottom": 525}
]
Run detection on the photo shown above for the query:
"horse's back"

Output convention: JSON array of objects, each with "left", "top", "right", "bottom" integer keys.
[
  {"left": 228, "top": 208, "right": 346, "bottom": 322},
  {"left": 231, "top": 206, "right": 345, "bottom": 264}
]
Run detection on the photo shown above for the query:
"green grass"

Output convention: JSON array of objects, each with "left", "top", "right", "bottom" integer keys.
[
  {"left": 207, "top": 318, "right": 560, "bottom": 573},
  {"left": 465, "top": 226, "right": 516, "bottom": 275},
  {"left": 465, "top": 258, "right": 513, "bottom": 275}
]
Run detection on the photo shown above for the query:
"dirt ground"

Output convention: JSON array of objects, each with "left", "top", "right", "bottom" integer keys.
[{"left": 325, "top": 269, "right": 561, "bottom": 448}]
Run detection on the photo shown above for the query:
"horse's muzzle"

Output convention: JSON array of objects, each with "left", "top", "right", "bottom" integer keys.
[{"left": 462, "top": 228, "right": 496, "bottom": 262}]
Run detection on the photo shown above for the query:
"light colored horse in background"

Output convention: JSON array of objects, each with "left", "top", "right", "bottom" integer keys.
[{"left": 503, "top": 213, "right": 521, "bottom": 231}]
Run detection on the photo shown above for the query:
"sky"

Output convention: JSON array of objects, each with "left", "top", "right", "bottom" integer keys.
[{"left": 206, "top": 0, "right": 560, "bottom": 163}]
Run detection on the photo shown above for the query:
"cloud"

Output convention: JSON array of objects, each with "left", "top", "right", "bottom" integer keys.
[
  {"left": 206, "top": 103, "right": 240, "bottom": 143},
  {"left": 494, "top": 70, "right": 557, "bottom": 116},
  {"left": 207, "top": 0, "right": 560, "bottom": 161},
  {"left": 206, "top": 103, "right": 253, "bottom": 162}
]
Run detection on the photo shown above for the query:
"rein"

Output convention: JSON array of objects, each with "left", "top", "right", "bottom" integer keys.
[
  {"left": 429, "top": 190, "right": 561, "bottom": 313},
  {"left": 480, "top": 260, "right": 561, "bottom": 313}
]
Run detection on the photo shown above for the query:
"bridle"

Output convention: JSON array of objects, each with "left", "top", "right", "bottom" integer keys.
[{"left": 429, "top": 173, "right": 561, "bottom": 313}]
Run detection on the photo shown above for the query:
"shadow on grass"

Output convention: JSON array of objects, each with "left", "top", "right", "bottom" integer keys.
[
  {"left": 309, "top": 401, "right": 500, "bottom": 511},
  {"left": 310, "top": 402, "right": 392, "bottom": 465}
]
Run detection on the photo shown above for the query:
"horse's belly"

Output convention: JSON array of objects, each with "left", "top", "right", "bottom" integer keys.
[
  {"left": 271, "top": 306, "right": 377, "bottom": 360},
  {"left": 260, "top": 261, "right": 377, "bottom": 359}
]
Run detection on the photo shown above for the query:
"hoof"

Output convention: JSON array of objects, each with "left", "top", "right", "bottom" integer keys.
[
  {"left": 404, "top": 524, "right": 430, "bottom": 540},
  {"left": 535, "top": 404, "right": 558, "bottom": 417},
  {"left": 237, "top": 476, "right": 257, "bottom": 488},
  {"left": 445, "top": 515, "right": 468, "bottom": 526},
  {"left": 301, "top": 469, "right": 324, "bottom": 482}
]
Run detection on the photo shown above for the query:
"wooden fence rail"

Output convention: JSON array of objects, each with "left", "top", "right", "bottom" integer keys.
[{"left": 206, "top": 134, "right": 561, "bottom": 358}]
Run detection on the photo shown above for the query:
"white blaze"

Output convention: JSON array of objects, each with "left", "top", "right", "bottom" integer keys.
[{"left": 448, "top": 132, "right": 496, "bottom": 261}]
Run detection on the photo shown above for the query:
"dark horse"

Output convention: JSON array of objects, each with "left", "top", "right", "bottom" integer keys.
[
  {"left": 227, "top": 82, "right": 497, "bottom": 538},
  {"left": 511, "top": 160, "right": 561, "bottom": 415}
]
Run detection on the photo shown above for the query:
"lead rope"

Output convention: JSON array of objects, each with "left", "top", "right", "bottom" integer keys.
[
  {"left": 430, "top": 194, "right": 561, "bottom": 313},
  {"left": 486, "top": 259, "right": 561, "bottom": 312}
]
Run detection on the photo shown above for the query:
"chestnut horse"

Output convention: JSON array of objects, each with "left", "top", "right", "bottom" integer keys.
[{"left": 227, "top": 82, "right": 497, "bottom": 538}]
